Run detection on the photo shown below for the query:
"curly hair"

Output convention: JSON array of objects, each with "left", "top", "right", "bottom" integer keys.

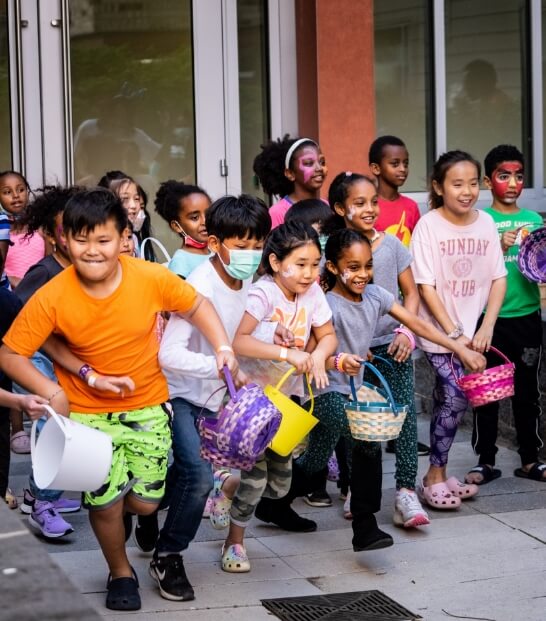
[
  {"left": 18, "top": 185, "right": 84, "bottom": 238},
  {"left": 154, "top": 179, "right": 210, "bottom": 224},
  {"left": 253, "top": 135, "right": 318, "bottom": 198}
]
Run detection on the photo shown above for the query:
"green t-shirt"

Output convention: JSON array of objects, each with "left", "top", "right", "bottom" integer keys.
[{"left": 484, "top": 206, "right": 543, "bottom": 318}]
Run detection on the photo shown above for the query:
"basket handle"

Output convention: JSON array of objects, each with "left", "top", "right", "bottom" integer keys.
[
  {"left": 450, "top": 345, "right": 511, "bottom": 387},
  {"left": 199, "top": 365, "right": 236, "bottom": 417},
  {"left": 140, "top": 237, "right": 171, "bottom": 263},
  {"left": 349, "top": 361, "right": 398, "bottom": 414},
  {"left": 275, "top": 366, "right": 314, "bottom": 416}
]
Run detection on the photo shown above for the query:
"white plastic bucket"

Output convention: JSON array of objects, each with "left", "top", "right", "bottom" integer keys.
[{"left": 31, "top": 405, "right": 113, "bottom": 492}]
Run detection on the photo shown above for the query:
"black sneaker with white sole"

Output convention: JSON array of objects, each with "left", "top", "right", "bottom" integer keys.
[
  {"left": 149, "top": 554, "right": 195, "bottom": 601},
  {"left": 303, "top": 490, "right": 333, "bottom": 507}
]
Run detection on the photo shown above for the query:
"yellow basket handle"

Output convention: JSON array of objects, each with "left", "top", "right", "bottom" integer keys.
[{"left": 275, "top": 366, "right": 314, "bottom": 415}]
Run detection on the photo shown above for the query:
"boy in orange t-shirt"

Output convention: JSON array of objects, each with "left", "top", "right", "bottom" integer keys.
[{"left": 0, "top": 188, "right": 237, "bottom": 612}]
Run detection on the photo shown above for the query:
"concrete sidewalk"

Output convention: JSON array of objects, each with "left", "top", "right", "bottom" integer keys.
[{"left": 6, "top": 423, "right": 546, "bottom": 621}]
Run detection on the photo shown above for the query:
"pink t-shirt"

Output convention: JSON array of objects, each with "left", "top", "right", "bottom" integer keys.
[
  {"left": 376, "top": 195, "right": 421, "bottom": 248},
  {"left": 5, "top": 229, "right": 45, "bottom": 280},
  {"left": 241, "top": 274, "right": 332, "bottom": 395},
  {"left": 410, "top": 209, "right": 506, "bottom": 354},
  {"left": 269, "top": 196, "right": 294, "bottom": 229}
]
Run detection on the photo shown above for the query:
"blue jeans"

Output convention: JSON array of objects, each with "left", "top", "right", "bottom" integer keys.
[
  {"left": 155, "top": 397, "right": 213, "bottom": 554},
  {"left": 13, "top": 351, "right": 63, "bottom": 503}
]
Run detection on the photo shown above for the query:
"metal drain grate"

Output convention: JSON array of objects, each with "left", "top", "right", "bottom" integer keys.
[{"left": 262, "top": 590, "right": 421, "bottom": 620}]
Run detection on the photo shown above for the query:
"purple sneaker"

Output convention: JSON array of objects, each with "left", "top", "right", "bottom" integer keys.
[
  {"left": 20, "top": 489, "right": 81, "bottom": 515},
  {"left": 28, "top": 500, "right": 74, "bottom": 538}
]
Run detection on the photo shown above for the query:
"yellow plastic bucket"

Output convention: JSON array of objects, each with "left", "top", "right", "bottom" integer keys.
[{"left": 265, "top": 367, "right": 317, "bottom": 456}]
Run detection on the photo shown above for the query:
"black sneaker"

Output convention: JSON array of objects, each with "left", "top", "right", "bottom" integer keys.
[
  {"left": 149, "top": 554, "right": 195, "bottom": 601},
  {"left": 134, "top": 511, "right": 159, "bottom": 553},
  {"left": 255, "top": 499, "right": 317, "bottom": 532},
  {"left": 352, "top": 527, "right": 394, "bottom": 552},
  {"left": 417, "top": 441, "right": 431, "bottom": 456},
  {"left": 303, "top": 490, "right": 332, "bottom": 507}
]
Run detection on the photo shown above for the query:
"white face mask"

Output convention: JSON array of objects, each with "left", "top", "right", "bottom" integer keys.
[{"left": 130, "top": 209, "right": 146, "bottom": 232}]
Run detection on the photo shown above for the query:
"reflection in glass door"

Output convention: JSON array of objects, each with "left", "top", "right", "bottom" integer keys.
[{"left": 69, "top": 0, "right": 195, "bottom": 251}]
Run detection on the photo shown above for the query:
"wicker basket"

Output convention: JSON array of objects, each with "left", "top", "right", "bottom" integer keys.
[
  {"left": 450, "top": 346, "right": 515, "bottom": 408},
  {"left": 198, "top": 367, "right": 282, "bottom": 471},
  {"left": 345, "top": 362, "right": 408, "bottom": 442},
  {"left": 517, "top": 226, "right": 546, "bottom": 283}
]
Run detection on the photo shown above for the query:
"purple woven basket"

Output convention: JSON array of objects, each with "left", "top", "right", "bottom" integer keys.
[
  {"left": 517, "top": 227, "right": 546, "bottom": 283},
  {"left": 198, "top": 367, "right": 282, "bottom": 471}
]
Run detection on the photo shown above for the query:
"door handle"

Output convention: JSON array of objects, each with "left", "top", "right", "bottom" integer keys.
[{"left": 51, "top": 18, "right": 62, "bottom": 27}]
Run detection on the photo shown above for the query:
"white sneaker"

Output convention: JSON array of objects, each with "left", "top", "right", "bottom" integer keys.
[
  {"left": 343, "top": 491, "right": 352, "bottom": 520},
  {"left": 393, "top": 488, "right": 430, "bottom": 528}
]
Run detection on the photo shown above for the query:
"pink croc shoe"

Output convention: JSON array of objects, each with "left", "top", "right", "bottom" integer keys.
[
  {"left": 11, "top": 431, "right": 31, "bottom": 454},
  {"left": 417, "top": 480, "right": 461, "bottom": 510},
  {"left": 445, "top": 476, "right": 479, "bottom": 500}
]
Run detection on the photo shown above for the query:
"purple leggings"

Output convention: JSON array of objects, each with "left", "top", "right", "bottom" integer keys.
[{"left": 425, "top": 352, "right": 469, "bottom": 467}]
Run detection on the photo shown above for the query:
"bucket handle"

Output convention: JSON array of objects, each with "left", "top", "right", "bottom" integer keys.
[
  {"left": 30, "top": 404, "right": 71, "bottom": 458},
  {"left": 140, "top": 237, "right": 171, "bottom": 263},
  {"left": 275, "top": 366, "right": 314, "bottom": 416},
  {"left": 349, "top": 361, "right": 398, "bottom": 415},
  {"left": 449, "top": 345, "right": 511, "bottom": 387}
]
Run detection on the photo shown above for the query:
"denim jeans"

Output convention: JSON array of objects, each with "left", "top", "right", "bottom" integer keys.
[
  {"left": 13, "top": 351, "right": 63, "bottom": 503},
  {"left": 155, "top": 397, "right": 213, "bottom": 554}
]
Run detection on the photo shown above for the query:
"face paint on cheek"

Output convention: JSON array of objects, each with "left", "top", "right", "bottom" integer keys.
[
  {"left": 340, "top": 269, "right": 350, "bottom": 284},
  {"left": 346, "top": 207, "right": 356, "bottom": 222},
  {"left": 282, "top": 264, "right": 295, "bottom": 278},
  {"left": 491, "top": 163, "right": 524, "bottom": 200},
  {"left": 297, "top": 156, "right": 317, "bottom": 184}
]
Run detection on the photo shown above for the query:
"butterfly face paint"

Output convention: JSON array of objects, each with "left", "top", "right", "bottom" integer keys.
[
  {"left": 282, "top": 264, "right": 296, "bottom": 278},
  {"left": 290, "top": 146, "right": 327, "bottom": 192},
  {"left": 340, "top": 269, "right": 351, "bottom": 284}
]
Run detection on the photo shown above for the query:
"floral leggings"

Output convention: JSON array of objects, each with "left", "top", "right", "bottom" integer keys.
[{"left": 424, "top": 352, "right": 468, "bottom": 467}]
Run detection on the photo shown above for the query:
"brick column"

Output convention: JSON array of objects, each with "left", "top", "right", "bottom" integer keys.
[{"left": 295, "top": 0, "right": 376, "bottom": 182}]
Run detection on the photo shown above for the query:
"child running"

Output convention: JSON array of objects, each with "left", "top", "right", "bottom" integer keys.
[
  {"left": 154, "top": 180, "right": 211, "bottom": 278},
  {"left": 411, "top": 150, "right": 507, "bottom": 509},
  {"left": 0, "top": 188, "right": 238, "bottom": 612},
  {"left": 253, "top": 136, "right": 328, "bottom": 228},
  {"left": 326, "top": 171, "right": 430, "bottom": 527},
  {"left": 466, "top": 145, "right": 545, "bottom": 485},
  {"left": 221, "top": 221, "right": 337, "bottom": 572},
  {"left": 307, "top": 229, "right": 484, "bottom": 550},
  {"left": 137, "top": 195, "right": 271, "bottom": 602}
]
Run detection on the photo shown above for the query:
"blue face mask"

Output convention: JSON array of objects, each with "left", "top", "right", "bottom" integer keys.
[
  {"left": 219, "top": 244, "right": 262, "bottom": 280},
  {"left": 318, "top": 234, "right": 328, "bottom": 253}
]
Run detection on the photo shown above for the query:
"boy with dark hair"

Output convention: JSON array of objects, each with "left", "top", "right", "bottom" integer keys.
[
  {"left": 0, "top": 188, "right": 238, "bottom": 612},
  {"left": 143, "top": 194, "right": 273, "bottom": 601},
  {"left": 466, "top": 145, "right": 545, "bottom": 486},
  {"left": 368, "top": 135, "right": 421, "bottom": 248}
]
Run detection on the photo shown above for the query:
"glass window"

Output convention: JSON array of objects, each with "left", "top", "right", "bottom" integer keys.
[
  {"left": 374, "top": 0, "right": 432, "bottom": 192},
  {"left": 237, "top": 0, "right": 269, "bottom": 198},
  {"left": 69, "top": 0, "right": 195, "bottom": 252},
  {"left": 0, "top": 0, "right": 11, "bottom": 169},
  {"left": 445, "top": 0, "right": 529, "bottom": 175}
]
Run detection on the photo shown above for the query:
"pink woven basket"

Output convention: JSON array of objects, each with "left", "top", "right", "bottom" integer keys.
[{"left": 450, "top": 346, "right": 515, "bottom": 407}]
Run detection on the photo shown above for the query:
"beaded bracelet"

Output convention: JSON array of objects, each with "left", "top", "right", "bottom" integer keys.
[
  {"left": 393, "top": 325, "right": 416, "bottom": 351},
  {"left": 48, "top": 387, "right": 64, "bottom": 404},
  {"left": 334, "top": 352, "right": 347, "bottom": 372}
]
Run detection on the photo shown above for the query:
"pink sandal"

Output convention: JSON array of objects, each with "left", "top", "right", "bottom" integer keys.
[
  {"left": 418, "top": 480, "right": 461, "bottom": 510},
  {"left": 445, "top": 476, "right": 479, "bottom": 499}
]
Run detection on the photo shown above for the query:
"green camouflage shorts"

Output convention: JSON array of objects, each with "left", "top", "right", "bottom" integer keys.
[{"left": 70, "top": 403, "right": 172, "bottom": 509}]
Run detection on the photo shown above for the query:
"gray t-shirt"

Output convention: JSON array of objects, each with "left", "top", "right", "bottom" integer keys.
[
  {"left": 370, "top": 234, "right": 412, "bottom": 347},
  {"left": 319, "top": 285, "right": 394, "bottom": 396}
]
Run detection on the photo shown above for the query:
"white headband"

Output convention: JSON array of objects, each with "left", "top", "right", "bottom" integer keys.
[{"left": 284, "top": 138, "right": 318, "bottom": 170}]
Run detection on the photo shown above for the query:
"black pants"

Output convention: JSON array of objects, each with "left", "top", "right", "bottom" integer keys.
[
  {"left": 472, "top": 311, "right": 543, "bottom": 466},
  {"left": 350, "top": 440, "right": 382, "bottom": 534}
]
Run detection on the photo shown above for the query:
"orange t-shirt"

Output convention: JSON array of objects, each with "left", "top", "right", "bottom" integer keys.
[{"left": 3, "top": 255, "right": 197, "bottom": 413}]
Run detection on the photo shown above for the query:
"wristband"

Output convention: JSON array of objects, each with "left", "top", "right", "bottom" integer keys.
[
  {"left": 393, "top": 325, "right": 416, "bottom": 351},
  {"left": 87, "top": 373, "right": 98, "bottom": 388},
  {"left": 447, "top": 321, "right": 464, "bottom": 339},
  {"left": 216, "top": 345, "right": 234, "bottom": 354},
  {"left": 78, "top": 363, "right": 94, "bottom": 381},
  {"left": 279, "top": 346, "right": 288, "bottom": 361}
]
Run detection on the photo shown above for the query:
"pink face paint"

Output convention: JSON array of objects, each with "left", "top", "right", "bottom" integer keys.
[
  {"left": 297, "top": 154, "right": 319, "bottom": 184},
  {"left": 282, "top": 264, "right": 295, "bottom": 278},
  {"left": 340, "top": 269, "right": 350, "bottom": 284},
  {"left": 491, "top": 162, "right": 524, "bottom": 203}
]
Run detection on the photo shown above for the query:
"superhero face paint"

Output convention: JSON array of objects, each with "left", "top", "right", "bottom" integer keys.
[{"left": 490, "top": 161, "right": 524, "bottom": 205}]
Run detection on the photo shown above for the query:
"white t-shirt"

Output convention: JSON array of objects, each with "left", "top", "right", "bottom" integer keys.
[
  {"left": 410, "top": 209, "right": 507, "bottom": 353},
  {"left": 241, "top": 275, "right": 332, "bottom": 396},
  {"left": 159, "top": 258, "right": 252, "bottom": 410}
]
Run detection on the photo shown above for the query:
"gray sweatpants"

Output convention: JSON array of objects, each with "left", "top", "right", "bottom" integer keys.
[{"left": 229, "top": 448, "right": 292, "bottom": 527}]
